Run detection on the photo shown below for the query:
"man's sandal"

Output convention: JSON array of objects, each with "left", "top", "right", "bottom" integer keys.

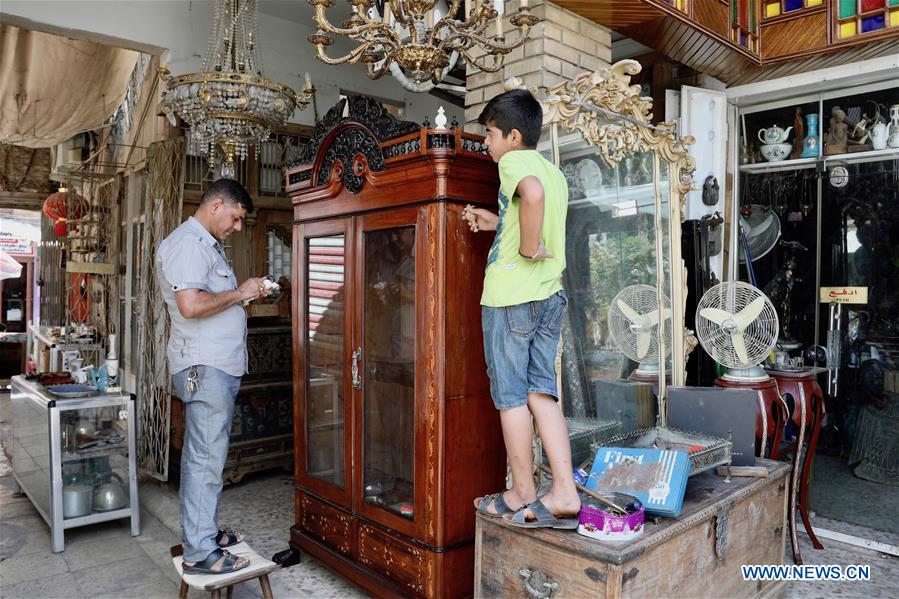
[
  {"left": 182, "top": 547, "right": 250, "bottom": 575},
  {"left": 217, "top": 528, "right": 243, "bottom": 548}
]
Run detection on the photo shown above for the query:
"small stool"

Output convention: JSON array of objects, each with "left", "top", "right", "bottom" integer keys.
[{"left": 170, "top": 542, "right": 279, "bottom": 599}]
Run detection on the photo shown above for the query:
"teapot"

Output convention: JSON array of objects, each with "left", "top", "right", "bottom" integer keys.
[
  {"left": 93, "top": 472, "right": 128, "bottom": 511},
  {"left": 870, "top": 122, "right": 889, "bottom": 150},
  {"left": 758, "top": 124, "right": 793, "bottom": 145}
]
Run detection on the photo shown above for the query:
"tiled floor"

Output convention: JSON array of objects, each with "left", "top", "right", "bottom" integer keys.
[{"left": 1, "top": 431, "right": 896, "bottom": 598}]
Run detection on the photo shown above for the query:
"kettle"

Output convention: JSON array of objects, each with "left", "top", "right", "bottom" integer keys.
[
  {"left": 870, "top": 122, "right": 888, "bottom": 150},
  {"left": 93, "top": 472, "right": 128, "bottom": 511},
  {"left": 758, "top": 124, "right": 793, "bottom": 145}
]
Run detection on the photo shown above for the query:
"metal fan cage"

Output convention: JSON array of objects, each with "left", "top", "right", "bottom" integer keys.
[
  {"left": 738, "top": 205, "right": 782, "bottom": 263},
  {"left": 696, "top": 281, "right": 779, "bottom": 368},
  {"left": 608, "top": 284, "right": 672, "bottom": 363}
]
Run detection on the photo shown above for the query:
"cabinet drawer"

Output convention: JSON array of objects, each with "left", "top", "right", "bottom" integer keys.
[
  {"left": 475, "top": 518, "right": 606, "bottom": 598},
  {"left": 358, "top": 522, "right": 431, "bottom": 597},
  {"left": 298, "top": 493, "right": 354, "bottom": 557}
]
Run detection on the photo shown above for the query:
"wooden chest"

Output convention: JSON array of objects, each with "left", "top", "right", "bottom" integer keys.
[{"left": 475, "top": 460, "right": 789, "bottom": 599}]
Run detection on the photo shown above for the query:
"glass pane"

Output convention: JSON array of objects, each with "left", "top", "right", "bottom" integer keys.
[
  {"left": 305, "top": 234, "right": 346, "bottom": 487},
  {"left": 363, "top": 226, "right": 416, "bottom": 519},
  {"left": 61, "top": 405, "right": 131, "bottom": 518},
  {"left": 839, "top": 0, "right": 857, "bottom": 18},
  {"left": 556, "top": 138, "right": 666, "bottom": 435},
  {"left": 861, "top": 13, "right": 885, "bottom": 30}
]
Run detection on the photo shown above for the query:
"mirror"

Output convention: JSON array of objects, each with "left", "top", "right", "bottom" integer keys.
[{"left": 535, "top": 60, "right": 694, "bottom": 432}]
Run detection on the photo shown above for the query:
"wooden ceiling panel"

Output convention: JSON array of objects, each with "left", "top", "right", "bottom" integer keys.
[
  {"left": 761, "top": 12, "right": 828, "bottom": 61},
  {"left": 553, "top": 0, "right": 899, "bottom": 85}
]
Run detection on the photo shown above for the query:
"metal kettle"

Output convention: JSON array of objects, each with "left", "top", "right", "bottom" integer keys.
[{"left": 92, "top": 472, "right": 128, "bottom": 511}]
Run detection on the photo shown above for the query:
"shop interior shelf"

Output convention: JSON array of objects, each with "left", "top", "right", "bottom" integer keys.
[
  {"left": 62, "top": 444, "right": 129, "bottom": 463},
  {"left": 740, "top": 146, "right": 899, "bottom": 174}
]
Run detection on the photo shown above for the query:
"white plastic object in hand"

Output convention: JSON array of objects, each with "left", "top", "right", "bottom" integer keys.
[{"left": 243, "top": 278, "right": 281, "bottom": 306}]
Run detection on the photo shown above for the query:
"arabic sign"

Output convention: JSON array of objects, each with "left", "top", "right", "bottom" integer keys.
[
  {"left": 820, "top": 286, "right": 868, "bottom": 304},
  {"left": 0, "top": 231, "right": 33, "bottom": 256}
]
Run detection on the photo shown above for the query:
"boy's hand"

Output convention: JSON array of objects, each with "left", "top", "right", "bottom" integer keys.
[
  {"left": 521, "top": 241, "right": 554, "bottom": 261},
  {"left": 462, "top": 204, "right": 498, "bottom": 232}
]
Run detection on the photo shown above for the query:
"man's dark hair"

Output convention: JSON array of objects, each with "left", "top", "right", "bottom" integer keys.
[
  {"left": 478, "top": 89, "right": 542, "bottom": 147},
  {"left": 201, "top": 178, "right": 254, "bottom": 213}
]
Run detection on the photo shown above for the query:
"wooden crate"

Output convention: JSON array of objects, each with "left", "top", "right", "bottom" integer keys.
[{"left": 475, "top": 460, "right": 789, "bottom": 599}]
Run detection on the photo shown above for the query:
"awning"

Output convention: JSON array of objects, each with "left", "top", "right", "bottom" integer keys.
[{"left": 0, "top": 24, "right": 139, "bottom": 148}]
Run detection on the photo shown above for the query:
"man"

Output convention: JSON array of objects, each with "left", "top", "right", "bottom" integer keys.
[{"left": 157, "top": 178, "right": 270, "bottom": 574}]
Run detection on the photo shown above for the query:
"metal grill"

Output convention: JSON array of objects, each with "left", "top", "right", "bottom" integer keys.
[{"left": 136, "top": 138, "right": 185, "bottom": 481}]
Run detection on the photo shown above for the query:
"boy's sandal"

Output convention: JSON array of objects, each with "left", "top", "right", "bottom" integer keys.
[
  {"left": 503, "top": 500, "right": 579, "bottom": 530},
  {"left": 182, "top": 548, "right": 250, "bottom": 575},
  {"left": 217, "top": 528, "right": 243, "bottom": 548},
  {"left": 475, "top": 491, "right": 521, "bottom": 517}
]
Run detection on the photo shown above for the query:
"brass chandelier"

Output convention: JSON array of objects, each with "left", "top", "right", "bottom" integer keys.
[
  {"left": 307, "top": 0, "right": 540, "bottom": 88},
  {"left": 160, "top": 0, "right": 314, "bottom": 177}
]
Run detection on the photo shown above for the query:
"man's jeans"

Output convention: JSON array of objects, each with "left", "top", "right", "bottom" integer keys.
[{"left": 172, "top": 365, "right": 241, "bottom": 562}]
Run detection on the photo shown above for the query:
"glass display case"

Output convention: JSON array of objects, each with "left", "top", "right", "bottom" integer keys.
[
  {"left": 10, "top": 375, "right": 139, "bottom": 552},
  {"left": 734, "top": 78, "right": 899, "bottom": 540}
]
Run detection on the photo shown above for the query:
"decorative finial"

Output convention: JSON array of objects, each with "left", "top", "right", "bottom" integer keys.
[
  {"left": 503, "top": 76, "right": 525, "bottom": 91},
  {"left": 435, "top": 106, "right": 447, "bottom": 130}
]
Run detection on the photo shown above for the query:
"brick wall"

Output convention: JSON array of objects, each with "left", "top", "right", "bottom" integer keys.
[{"left": 464, "top": 1, "right": 613, "bottom": 129}]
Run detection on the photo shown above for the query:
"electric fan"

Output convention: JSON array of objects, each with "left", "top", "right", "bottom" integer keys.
[
  {"left": 608, "top": 285, "right": 671, "bottom": 376},
  {"left": 696, "top": 281, "right": 779, "bottom": 381},
  {"left": 738, "top": 205, "right": 781, "bottom": 264}
]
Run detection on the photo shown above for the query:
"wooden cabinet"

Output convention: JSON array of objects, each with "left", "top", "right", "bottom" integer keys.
[{"left": 286, "top": 96, "right": 506, "bottom": 598}]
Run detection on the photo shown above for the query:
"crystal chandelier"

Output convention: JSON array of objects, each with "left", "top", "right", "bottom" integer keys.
[
  {"left": 160, "top": 0, "right": 314, "bottom": 177},
  {"left": 307, "top": 0, "right": 540, "bottom": 89}
]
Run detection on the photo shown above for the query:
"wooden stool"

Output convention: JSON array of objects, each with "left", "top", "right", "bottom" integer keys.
[{"left": 170, "top": 542, "right": 279, "bottom": 599}]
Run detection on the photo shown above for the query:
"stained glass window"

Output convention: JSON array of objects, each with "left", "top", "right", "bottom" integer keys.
[
  {"left": 763, "top": 0, "right": 823, "bottom": 19},
  {"left": 834, "top": 1, "right": 899, "bottom": 39},
  {"left": 662, "top": 0, "right": 687, "bottom": 11},
  {"left": 732, "top": 0, "right": 759, "bottom": 52}
]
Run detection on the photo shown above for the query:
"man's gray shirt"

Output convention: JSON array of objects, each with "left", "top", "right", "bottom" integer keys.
[{"left": 156, "top": 216, "right": 247, "bottom": 377}]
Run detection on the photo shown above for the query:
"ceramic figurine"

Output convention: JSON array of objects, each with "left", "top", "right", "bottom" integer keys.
[
  {"left": 790, "top": 107, "right": 805, "bottom": 159},
  {"left": 825, "top": 106, "right": 848, "bottom": 155},
  {"left": 800, "top": 113, "right": 820, "bottom": 158},
  {"left": 888, "top": 104, "right": 899, "bottom": 149}
]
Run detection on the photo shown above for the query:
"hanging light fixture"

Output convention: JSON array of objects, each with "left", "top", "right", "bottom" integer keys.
[
  {"left": 160, "top": 0, "right": 315, "bottom": 177},
  {"left": 307, "top": 0, "right": 539, "bottom": 89}
]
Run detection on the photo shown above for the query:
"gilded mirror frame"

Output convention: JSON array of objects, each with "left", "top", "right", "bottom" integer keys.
[{"left": 534, "top": 59, "right": 695, "bottom": 419}]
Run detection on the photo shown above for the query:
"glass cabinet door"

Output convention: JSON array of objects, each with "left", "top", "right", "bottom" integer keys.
[
  {"left": 359, "top": 220, "right": 417, "bottom": 522},
  {"left": 303, "top": 226, "right": 349, "bottom": 494}
]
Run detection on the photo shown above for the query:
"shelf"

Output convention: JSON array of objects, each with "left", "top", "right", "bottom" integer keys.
[
  {"left": 739, "top": 156, "right": 819, "bottom": 173},
  {"left": 62, "top": 444, "right": 128, "bottom": 463},
  {"left": 739, "top": 147, "right": 899, "bottom": 174}
]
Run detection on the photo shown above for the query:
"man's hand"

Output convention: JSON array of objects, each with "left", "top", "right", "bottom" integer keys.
[
  {"left": 238, "top": 277, "right": 270, "bottom": 302},
  {"left": 462, "top": 204, "right": 499, "bottom": 232}
]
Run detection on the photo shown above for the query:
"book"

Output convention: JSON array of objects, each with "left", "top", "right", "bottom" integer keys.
[{"left": 586, "top": 447, "right": 691, "bottom": 518}]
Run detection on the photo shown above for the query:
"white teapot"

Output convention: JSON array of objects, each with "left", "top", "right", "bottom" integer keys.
[
  {"left": 870, "top": 122, "right": 888, "bottom": 150},
  {"left": 758, "top": 124, "right": 793, "bottom": 145}
]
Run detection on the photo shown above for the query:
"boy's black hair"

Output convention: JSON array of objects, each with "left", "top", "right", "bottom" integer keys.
[
  {"left": 201, "top": 178, "right": 254, "bottom": 213},
  {"left": 478, "top": 89, "right": 542, "bottom": 147}
]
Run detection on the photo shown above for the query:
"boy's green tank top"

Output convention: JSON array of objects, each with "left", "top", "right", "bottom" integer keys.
[{"left": 481, "top": 150, "right": 568, "bottom": 307}]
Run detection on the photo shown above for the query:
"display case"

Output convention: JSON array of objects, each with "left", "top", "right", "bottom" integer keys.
[
  {"left": 10, "top": 375, "right": 139, "bottom": 552},
  {"left": 286, "top": 96, "right": 506, "bottom": 598}
]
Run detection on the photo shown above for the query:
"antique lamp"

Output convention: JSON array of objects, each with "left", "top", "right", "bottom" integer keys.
[
  {"left": 160, "top": 0, "right": 314, "bottom": 177},
  {"left": 306, "top": 0, "right": 539, "bottom": 90}
]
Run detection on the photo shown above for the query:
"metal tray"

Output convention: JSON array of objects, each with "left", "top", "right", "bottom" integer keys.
[
  {"left": 594, "top": 426, "right": 732, "bottom": 476},
  {"left": 46, "top": 384, "right": 98, "bottom": 398}
]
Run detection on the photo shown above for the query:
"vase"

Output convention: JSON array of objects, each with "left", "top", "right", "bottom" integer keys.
[
  {"left": 800, "top": 113, "right": 820, "bottom": 158},
  {"left": 888, "top": 104, "right": 899, "bottom": 149}
]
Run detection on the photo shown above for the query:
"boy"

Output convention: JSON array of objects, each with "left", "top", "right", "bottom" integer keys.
[{"left": 464, "top": 89, "right": 579, "bottom": 528}]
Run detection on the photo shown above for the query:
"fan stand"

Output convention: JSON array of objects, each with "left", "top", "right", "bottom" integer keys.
[
  {"left": 628, "top": 362, "right": 670, "bottom": 397},
  {"left": 714, "top": 370, "right": 787, "bottom": 458}
]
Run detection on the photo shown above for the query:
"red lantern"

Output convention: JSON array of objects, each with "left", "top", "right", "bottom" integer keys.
[{"left": 43, "top": 189, "right": 88, "bottom": 237}]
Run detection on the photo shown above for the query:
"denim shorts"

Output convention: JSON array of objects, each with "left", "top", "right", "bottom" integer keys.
[{"left": 482, "top": 290, "right": 568, "bottom": 410}]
